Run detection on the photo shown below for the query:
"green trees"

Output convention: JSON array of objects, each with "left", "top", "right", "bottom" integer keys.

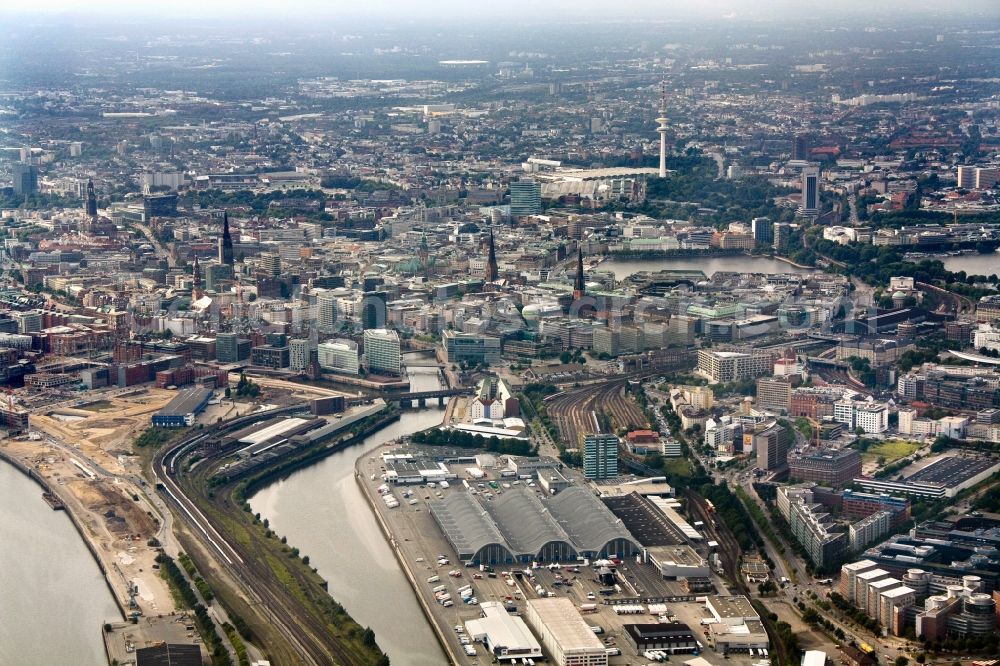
[
  {"left": 235, "top": 373, "right": 260, "bottom": 398},
  {"left": 409, "top": 428, "right": 536, "bottom": 456}
]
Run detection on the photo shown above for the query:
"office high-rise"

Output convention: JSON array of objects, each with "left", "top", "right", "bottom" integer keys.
[
  {"left": 363, "top": 328, "right": 401, "bottom": 376},
  {"left": 957, "top": 166, "right": 976, "bottom": 189},
  {"left": 751, "top": 217, "right": 773, "bottom": 246},
  {"left": 584, "top": 433, "right": 619, "bottom": 480},
  {"left": 791, "top": 134, "right": 810, "bottom": 161},
  {"left": 754, "top": 422, "right": 790, "bottom": 471},
  {"left": 216, "top": 332, "right": 241, "bottom": 363},
  {"left": 317, "top": 292, "right": 338, "bottom": 332},
  {"left": 289, "top": 338, "right": 310, "bottom": 372},
  {"left": 800, "top": 166, "right": 820, "bottom": 216},
  {"left": 773, "top": 222, "right": 792, "bottom": 250},
  {"left": 361, "top": 291, "right": 388, "bottom": 330},
  {"left": 13, "top": 163, "right": 38, "bottom": 196},
  {"left": 509, "top": 179, "right": 541, "bottom": 217}
]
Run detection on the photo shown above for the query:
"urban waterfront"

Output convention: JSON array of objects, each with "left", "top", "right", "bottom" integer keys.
[
  {"left": 601, "top": 255, "right": 816, "bottom": 281},
  {"left": 0, "top": 461, "right": 120, "bottom": 666},
  {"left": 249, "top": 367, "right": 448, "bottom": 666},
  {"left": 940, "top": 252, "right": 1000, "bottom": 276}
]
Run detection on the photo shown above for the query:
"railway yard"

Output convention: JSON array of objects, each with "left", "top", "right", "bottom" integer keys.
[{"left": 544, "top": 379, "right": 649, "bottom": 447}]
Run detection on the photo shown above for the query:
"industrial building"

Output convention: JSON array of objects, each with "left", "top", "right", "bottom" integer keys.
[
  {"left": 622, "top": 622, "right": 698, "bottom": 654},
  {"left": 705, "top": 596, "right": 770, "bottom": 655},
  {"left": 135, "top": 643, "right": 202, "bottom": 666},
  {"left": 465, "top": 601, "right": 543, "bottom": 662},
  {"left": 235, "top": 417, "right": 325, "bottom": 457},
  {"left": 151, "top": 387, "right": 213, "bottom": 427},
  {"left": 429, "top": 486, "right": 638, "bottom": 565},
  {"left": 524, "top": 597, "right": 608, "bottom": 666},
  {"left": 855, "top": 455, "right": 1000, "bottom": 499},
  {"left": 646, "top": 545, "right": 710, "bottom": 580}
]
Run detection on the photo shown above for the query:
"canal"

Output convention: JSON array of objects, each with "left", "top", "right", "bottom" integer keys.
[
  {"left": 249, "top": 365, "right": 448, "bottom": 665},
  {"left": 0, "top": 460, "right": 120, "bottom": 666}
]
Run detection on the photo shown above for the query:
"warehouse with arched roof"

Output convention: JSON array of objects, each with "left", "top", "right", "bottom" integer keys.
[
  {"left": 429, "top": 486, "right": 639, "bottom": 565},
  {"left": 548, "top": 486, "right": 639, "bottom": 559},
  {"left": 429, "top": 492, "right": 513, "bottom": 565}
]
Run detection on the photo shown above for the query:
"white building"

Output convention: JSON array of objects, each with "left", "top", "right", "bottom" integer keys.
[
  {"left": 465, "top": 601, "right": 542, "bottom": 661},
  {"left": 973, "top": 324, "right": 1000, "bottom": 353},
  {"left": 524, "top": 597, "right": 608, "bottom": 666},
  {"left": 704, "top": 416, "right": 741, "bottom": 455},
  {"left": 834, "top": 399, "right": 888, "bottom": 434},
  {"left": 317, "top": 339, "right": 360, "bottom": 375},
  {"left": 468, "top": 376, "right": 519, "bottom": 421},
  {"left": 363, "top": 328, "right": 401, "bottom": 376}
]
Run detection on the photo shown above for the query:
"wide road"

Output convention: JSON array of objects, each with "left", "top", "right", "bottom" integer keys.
[
  {"left": 151, "top": 405, "right": 375, "bottom": 666},
  {"left": 133, "top": 221, "right": 177, "bottom": 268}
]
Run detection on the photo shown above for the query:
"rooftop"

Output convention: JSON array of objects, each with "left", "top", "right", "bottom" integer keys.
[
  {"left": 527, "top": 597, "right": 606, "bottom": 652},
  {"left": 707, "top": 595, "right": 759, "bottom": 621},
  {"left": 157, "top": 387, "right": 212, "bottom": 417},
  {"left": 465, "top": 601, "right": 542, "bottom": 657}
]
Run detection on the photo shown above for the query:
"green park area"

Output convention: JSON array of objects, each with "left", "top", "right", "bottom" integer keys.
[{"left": 861, "top": 439, "right": 920, "bottom": 465}]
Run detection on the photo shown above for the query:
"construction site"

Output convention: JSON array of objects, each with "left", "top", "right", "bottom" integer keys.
[{"left": 0, "top": 384, "right": 267, "bottom": 662}]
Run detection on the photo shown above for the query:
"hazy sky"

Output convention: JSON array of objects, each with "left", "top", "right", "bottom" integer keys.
[{"left": 7, "top": 0, "right": 999, "bottom": 20}]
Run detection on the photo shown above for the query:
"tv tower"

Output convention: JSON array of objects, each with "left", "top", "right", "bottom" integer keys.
[{"left": 656, "top": 81, "right": 668, "bottom": 178}]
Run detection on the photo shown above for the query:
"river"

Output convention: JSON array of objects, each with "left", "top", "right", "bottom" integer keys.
[
  {"left": 0, "top": 461, "right": 120, "bottom": 666},
  {"left": 601, "top": 255, "right": 815, "bottom": 281},
  {"left": 249, "top": 366, "right": 448, "bottom": 665}
]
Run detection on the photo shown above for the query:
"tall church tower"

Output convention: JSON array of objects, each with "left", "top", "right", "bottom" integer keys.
[
  {"left": 219, "top": 212, "right": 235, "bottom": 267},
  {"left": 192, "top": 255, "right": 203, "bottom": 299},
  {"left": 484, "top": 227, "right": 499, "bottom": 287},
  {"left": 573, "top": 247, "right": 585, "bottom": 299},
  {"left": 85, "top": 179, "right": 98, "bottom": 217}
]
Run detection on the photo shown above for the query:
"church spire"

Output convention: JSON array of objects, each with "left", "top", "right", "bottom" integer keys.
[
  {"left": 484, "top": 227, "right": 499, "bottom": 286},
  {"left": 573, "top": 247, "right": 585, "bottom": 299},
  {"left": 192, "top": 254, "right": 202, "bottom": 298},
  {"left": 219, "top": 212, "right": 234, "bottom": 266}
]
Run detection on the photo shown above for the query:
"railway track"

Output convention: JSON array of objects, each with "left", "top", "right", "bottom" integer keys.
[
  {"left": 544, "top": 378, "right": 648, "bottom": 446},
  {"left": 152, "top": 407, "right": 378, "bottom": 666}
]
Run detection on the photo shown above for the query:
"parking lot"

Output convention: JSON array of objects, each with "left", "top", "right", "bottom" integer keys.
[{"left": 360, "top": 448, "right": 762, "bottom": 666}]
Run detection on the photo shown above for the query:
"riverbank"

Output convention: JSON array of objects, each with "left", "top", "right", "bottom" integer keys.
[
  {"left": 248, "top": 405, "right": 449, "bottom": 665},
  {"left": 772, "top": 254, "right": 816, "bottom": 270},
  {"left": 0, "top": 446, "right": 128, "bottom": 623},
  {"left": 355, "top": 458, "right": 461, "bottom": 665},
  {"left": 0, "top": 459, "right": 122, "bottom": 666}
]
